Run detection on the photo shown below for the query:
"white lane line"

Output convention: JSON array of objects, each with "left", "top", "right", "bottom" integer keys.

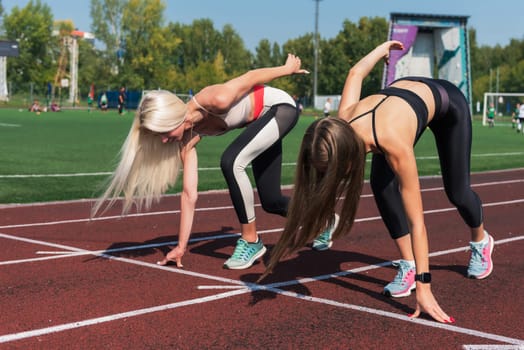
[
  {"left": 463, "top": 346, "right": 524, "bottom": 349},
  {"left": 0, "top": 289, "right": 249, "bottom": 343},
  {"left": 359, "top": 179, "right": 524, "bottom": 198},
  {"left": 0, "top": 176, "right": 523, "bottom": 229},
  {"left": 0, "top": 231, "right": 261, "bottom": 286},
  {"left": 197, "top": 285, "right": 249, "bottom": 290},
  {"left": 1, "top": 222, "right": 522, "bottom": 268},
  {"left": 3, "top": 282, "right": 521, "bottom": 346},
  {"left": 265, "top": 292, "right": 524, "bottom": 347},
  {"left": 0, "top": 200, "right": 522, "bottom": 267},
  {"left": 0, "top": 205, "right": 234, "bottom": 229},
  {"left": 0, "top": 228, "right": 281, "bottom": 266},
  {"left": 1, "top": 185, "right": 523, "bottom": 229}
]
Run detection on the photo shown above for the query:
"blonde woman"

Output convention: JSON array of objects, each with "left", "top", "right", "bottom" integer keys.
[
  {"left": 93, "top": 54, "right": 310, "bottom": 269},
  {"left": 264, "top": 41, "right": 494, "bottom": 323}
]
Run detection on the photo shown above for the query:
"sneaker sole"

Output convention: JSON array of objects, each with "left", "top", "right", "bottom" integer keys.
[
  {"left": 468, "top": 235, "right": 494, "bottom": 279},
  {"left": 223, "top": 246, "right": 267, "bottom": 270},
  {"left": 383, "top": 284, "right": 416, "bottom": 298}
]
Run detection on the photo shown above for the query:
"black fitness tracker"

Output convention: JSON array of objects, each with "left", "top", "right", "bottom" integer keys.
[{"left": 414, "top": 272, "right": 432, "bottom": 283}]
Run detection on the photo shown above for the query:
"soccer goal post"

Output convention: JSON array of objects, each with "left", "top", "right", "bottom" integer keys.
[{"left": 482, "top": 92, "right": 524, "bottom": 126}]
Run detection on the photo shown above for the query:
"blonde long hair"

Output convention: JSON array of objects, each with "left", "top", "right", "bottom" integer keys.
[
  {"left": 261, "top": 118, "right": 366, "bottom": 279},
  {"left": 92, "top": 90, "right": 188, "bottom": 216}
]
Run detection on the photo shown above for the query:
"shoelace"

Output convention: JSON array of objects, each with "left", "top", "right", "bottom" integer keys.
[
  {"left": 392, "top": 262, "right": 414, "bottom": 285},
  {"left": 317, "top": 220, "right": 336, "bottom": 242},
  {"left": 470, "top": 243, "right": 486, "bottom": 264},
  {"left": 231, "top": 240, "right": 254, "bottom": 261},
  {"left": 316, "top": 230, "right": 331, "bottom": 243}
]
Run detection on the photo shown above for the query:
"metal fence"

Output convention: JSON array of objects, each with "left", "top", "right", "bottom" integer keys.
[{"left": 4, "top": 82, "right": 142, "bottom": 111}]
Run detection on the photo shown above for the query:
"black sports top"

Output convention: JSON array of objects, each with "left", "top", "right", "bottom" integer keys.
[{"left": 348, "top": 77, "right": 449, "bottom": 153}]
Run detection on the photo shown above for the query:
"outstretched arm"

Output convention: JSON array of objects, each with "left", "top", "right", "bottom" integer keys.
[
  {"left": 386, "top": 143, "right": 453, "bottom": 323},
  {"left": 156, "top": 145, "right": 199, "bottom": 267},
  {"left": 338, "top": 40, "right": 404, "bottom": 121},
  {"left": 194, "top": 54, "right": 309, "bottom": 111}
]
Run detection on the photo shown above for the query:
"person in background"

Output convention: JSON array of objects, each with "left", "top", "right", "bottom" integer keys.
[
  {"left": 323, "top": 97, "right": 332, "bottom": 118},
  {"left": 100, "top": 92, "right": 108, "bottom": 112},
  {"left": 29, "top": 99, "right": 41, "bottom": 114},
  {"left": 517, "top": 102, "right": 524, "bottom": 133},
  {"left": 87, "top": 85, "right": 95, "bottom": 113},
  {"left": 87, "top": 94, "right": 93, "bottom": 112},
  {"left": 50, "top": 100, "right": 61, "bottom": 112},
  {"left": 511, "top": 103, "right": 519, "bottom": 129},
  {"left": 487, "top": 102, "right": 495, "bottom": 127},
  {"left": 92, "top": 54, "right": 316, "bottom": 270},
  {"left": 264, "top": 40, "right": 494, "bottom": 324},
  {"left": 293, "top": 95, "right": 303, "bottom": 115},
  {"left": 118, "top": 86, "right": 126, "bottom": 115}
]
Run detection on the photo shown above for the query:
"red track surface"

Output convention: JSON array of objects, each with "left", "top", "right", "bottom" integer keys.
[{"left": 1, "top": 169, "right": 523, "bottom": 349}]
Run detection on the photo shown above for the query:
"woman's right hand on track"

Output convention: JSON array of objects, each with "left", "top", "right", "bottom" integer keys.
[
  {"left": 409, "top": 283, "right": 455, "bottom": 323},
  {"left": 156, "top": 246, "right": 184, "bottom": 268}
]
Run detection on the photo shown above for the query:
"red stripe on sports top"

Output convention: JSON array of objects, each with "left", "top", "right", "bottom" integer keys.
[{"left": 253, "top": 85, "right": 264, "bottom": 119}]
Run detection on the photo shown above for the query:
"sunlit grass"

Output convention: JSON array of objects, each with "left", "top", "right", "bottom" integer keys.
[{"left": 0, "top": 109, "right": 522, "bottom": 204}]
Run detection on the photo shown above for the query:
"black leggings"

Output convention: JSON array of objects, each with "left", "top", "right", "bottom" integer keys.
[
  {"left": 370, "top": 79, "right": 483, "bottom": 239},
  {"left": 220, "top": 104, "right": 298, "bottom": 224}
]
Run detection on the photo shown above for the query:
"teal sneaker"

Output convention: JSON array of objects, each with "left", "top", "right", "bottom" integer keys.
[
  {"left": 312, "top": 214, "right": 340, "bottom": 251},
  {"left": 223, "top": 238, "right": 267, "bottom": 270},
  {"left": 383, "top": 260, "right": 416, "bottom": 298},
  {"left": 467, "top": 231, "right": 494, "bottom": 279}
]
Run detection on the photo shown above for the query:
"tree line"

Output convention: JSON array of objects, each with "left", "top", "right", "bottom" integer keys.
[{"left": 2, "top": 0, "right": 523, "bottom": 107}]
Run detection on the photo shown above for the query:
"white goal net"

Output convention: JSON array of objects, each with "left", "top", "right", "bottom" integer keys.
[{"left": 141, "top": 89, "right": 193, "bottom": 103}]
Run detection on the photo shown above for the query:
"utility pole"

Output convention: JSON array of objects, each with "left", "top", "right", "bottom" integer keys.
[
  {"left": 313, "top": 0, "right": 322, "bottom": 108},
  {"left": 495, "top": 66, "right": 500, "bottom": 113},
  {"left": 489, "top": 68, "right": 492, "bottom": 92}
]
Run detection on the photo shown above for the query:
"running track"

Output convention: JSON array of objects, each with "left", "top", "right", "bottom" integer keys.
[{"left": 0, "top": 169, "right": 523, "bottom": 349}]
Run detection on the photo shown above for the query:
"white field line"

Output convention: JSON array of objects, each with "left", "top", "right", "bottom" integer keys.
[
  {"left": 0, "top": 172, "right": 112, "bottom": 178},
  {"left": 0, "top": 123, "right": 21, "bottom": 127},
  {"left": 1, "top": 153, "right": 523, "bottom": 178},
  {"left": 0, "top": 234, "right": 522, "bottom": 345},
  {"left": 1, "top": 178, "right": 523, "bottom": 230},
  {"left": 0, "top": 168, "right": 522, "bottom": 210}
]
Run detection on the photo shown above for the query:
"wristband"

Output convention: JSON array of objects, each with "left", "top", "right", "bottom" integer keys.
[{"left": 414, "top": 272, "right": 431, "bottom": 283}]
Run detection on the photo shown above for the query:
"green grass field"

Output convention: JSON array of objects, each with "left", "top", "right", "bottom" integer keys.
[{"left": 0, "top": 108, "right": 523, "bottom": 204}]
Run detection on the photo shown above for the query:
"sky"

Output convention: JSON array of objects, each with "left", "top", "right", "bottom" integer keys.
[{"left": 4, "top": 0, "right": 524, "bottom": 52}]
